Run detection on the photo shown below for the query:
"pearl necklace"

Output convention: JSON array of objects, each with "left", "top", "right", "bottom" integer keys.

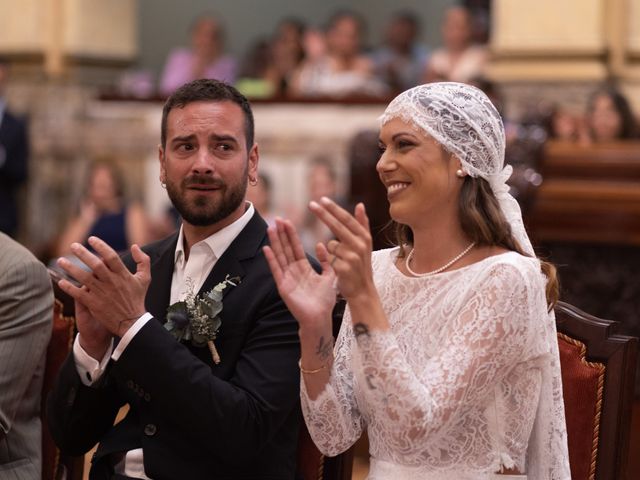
[{"left": 405, "top": 242, "right": 476, "bottom": 277}]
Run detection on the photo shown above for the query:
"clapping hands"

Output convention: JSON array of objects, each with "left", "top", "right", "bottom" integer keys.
[{"left": 264, "top": 197, "right": 375, "bottom": 332}]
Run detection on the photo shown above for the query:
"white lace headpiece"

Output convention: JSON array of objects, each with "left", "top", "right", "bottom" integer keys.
[{"left": 380, "top": 82, "right": 534, "bottom": 256}]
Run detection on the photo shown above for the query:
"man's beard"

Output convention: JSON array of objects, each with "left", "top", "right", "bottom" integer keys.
[{"left": 166, "top": 171, "right": 247, "bottom": 227}]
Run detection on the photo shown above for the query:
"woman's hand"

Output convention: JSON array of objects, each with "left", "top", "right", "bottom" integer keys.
[
  {"left": 264, "top": 218, "right": 336, "bottom": 333},
  {"left": 309, "top": 198, "right": 375, "bottom": 302}
]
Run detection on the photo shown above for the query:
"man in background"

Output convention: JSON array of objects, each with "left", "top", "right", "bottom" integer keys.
[
  {"left": 0, "top": 58, "right": 29, "bottom": 238},
  {"left": 0, "top": 232, "right": 53, "bottom": 479}
]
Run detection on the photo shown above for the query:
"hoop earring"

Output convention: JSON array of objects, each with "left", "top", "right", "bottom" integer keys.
[{"left": 456, "top": 169, "right": 465, "bottom": 178}]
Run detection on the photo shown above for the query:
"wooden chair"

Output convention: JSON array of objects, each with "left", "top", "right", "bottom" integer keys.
[
  {"left": 41, "top": 269, "right": 84, "bottom": 480},
  {"left": 296, "top": 425, "right": 354, "bottom": 480},
  {"left": 555, "top": 301, "right": 638, "bottom": 480}
]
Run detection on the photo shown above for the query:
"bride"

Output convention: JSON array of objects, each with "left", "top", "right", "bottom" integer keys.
[{"left": 264, "top": 82, "right": 570, "bottom": 479}]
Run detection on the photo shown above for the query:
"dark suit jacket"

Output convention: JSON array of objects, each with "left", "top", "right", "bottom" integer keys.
[
  {"left": 0, "top": 109, "right": 29, "bottom": 237},
  {"left": 47, "top": 212, "right": 302, "bottom": 479}
]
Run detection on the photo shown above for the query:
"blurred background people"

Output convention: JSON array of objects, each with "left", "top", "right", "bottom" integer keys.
[
  {"left": 0, "top": 232, "right": 53, "bottom": 480},
  {"left": 236, "top": 19, "right": 306, "bottom": 99},
  {"left": 54, "top": 161, "right": 149, "bottom": 258},
  {"left": 0, "top": 58, "right": 29, "bottom": 238},
  {"left": 423, "top": 5, "right": 488, "bottom": 83},
  {"left": 370, "top": 11, "right": 429, "bottom": 93},
  {"left": 265, "top": 18, "right": 307, "bottom": 95},
  {"left": 298, "top": 156, "right": 347, "bottom": 253},
  {"left": 245, "top": 172, "right": 278, "bottom": 226},
  {"left": 289, "top": 10, "right": 387, "bottom": 98},
  {"left": 581, "top": 85, "right": 639, "bottom": 143},
  {"left": 544, "top": 105, "right": 580, "bottom": 142},
  {"left": 159, "top": 14, "right": 237, "bottom": 96}
]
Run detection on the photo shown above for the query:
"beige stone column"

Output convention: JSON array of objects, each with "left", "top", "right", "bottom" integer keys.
[
  {"left": 487, "top": 0, "right": 611, "bottom": 116},
  {"left": 0, "top": 0, "right": 137, "bottom": 78},
  {"left": 487, "top": 0, "right": 640, "bottom": 114}
]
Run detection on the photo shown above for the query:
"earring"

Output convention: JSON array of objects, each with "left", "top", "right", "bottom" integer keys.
[
  {"left": 249, "top": 177, "right": 258, "bottom": 186},
  {"left": 456, "top": 169, "right": 465, "bottom": 178},
  {"left": 160, "top": 181, "right": 167, "bottom": 189}
]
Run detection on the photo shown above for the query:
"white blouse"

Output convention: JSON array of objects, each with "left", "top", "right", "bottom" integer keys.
[{"left": 301, "top": 248, "right": 570, "bottom": 480}]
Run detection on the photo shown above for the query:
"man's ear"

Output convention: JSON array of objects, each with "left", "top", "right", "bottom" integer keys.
[
  {"left": 248, "top": 143, "right": 259, "bottom": 180},
  {"left": 158, "top": 144, "right": 166, "bottom": 183}
]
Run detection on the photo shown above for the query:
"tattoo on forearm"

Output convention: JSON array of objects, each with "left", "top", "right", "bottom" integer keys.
[
  {"left": 353, "top": 323, "right": 370, "bottom": 338},
  {"left": 365, "top": 374, "right": 377, "bottom": 391},
  {"left": 315, "top": 336, "right": 333, "bottom": 360}
]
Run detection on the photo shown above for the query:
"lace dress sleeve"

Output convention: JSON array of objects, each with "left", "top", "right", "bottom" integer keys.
[
  {"left": 300, "top": 314, "right": 364, "bottom": 456},
  {"left": 352, "top": 262, "right": 551, "bottom": 468}
]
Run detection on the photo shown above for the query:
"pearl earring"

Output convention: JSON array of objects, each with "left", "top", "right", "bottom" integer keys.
[{"left": 456, "top": 169, "right": 465, "bottom": 178}]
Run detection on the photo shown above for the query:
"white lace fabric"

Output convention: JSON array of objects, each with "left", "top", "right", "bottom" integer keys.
[{"left": 300, "top": 248, "right": 570, "bottom": 479}]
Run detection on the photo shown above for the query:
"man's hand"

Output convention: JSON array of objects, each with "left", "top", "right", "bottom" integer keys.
[
  {"left": 75, "top": 297, "right": 112, "bottom": 360},
  {"left": 57, "top": 237, "right": 151, "bottom": 337}
]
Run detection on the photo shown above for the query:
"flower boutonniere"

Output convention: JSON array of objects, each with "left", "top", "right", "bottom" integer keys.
[{"left": 165, "top": 275, "right": 241, "bottom": 364}]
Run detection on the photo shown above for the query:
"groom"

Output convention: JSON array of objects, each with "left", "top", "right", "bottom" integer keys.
[{"left": 48, "top": 80, "right": 301, "bottom": 479}]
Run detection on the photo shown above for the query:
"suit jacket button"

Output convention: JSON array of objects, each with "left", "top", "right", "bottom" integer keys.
[{"left": 144, "top": 423, "right": 157, "bottom": 436}]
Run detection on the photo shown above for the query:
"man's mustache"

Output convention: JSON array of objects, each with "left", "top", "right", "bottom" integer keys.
[{"left": 182, "top": 175, "right": 225, "bottom": 188}]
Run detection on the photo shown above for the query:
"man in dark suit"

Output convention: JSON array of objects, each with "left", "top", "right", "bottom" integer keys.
[
  {"left": 49, "top": 80, "right": 302, "bottom": 479},
  {"left": 0, "top": 59, "right": 29, "bottom": 237}
]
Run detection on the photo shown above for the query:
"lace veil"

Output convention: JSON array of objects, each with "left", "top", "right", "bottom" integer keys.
[{"left": 379, "top": 82, "right": 534, "bottom": 256}]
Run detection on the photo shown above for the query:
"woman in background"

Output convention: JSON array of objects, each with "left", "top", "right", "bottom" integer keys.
[
  {"left": 55, "top": 161, "right": 148, "bottom": 257},
  {"left": 582, "top": 85, "right": 638, "bottom": 143}
]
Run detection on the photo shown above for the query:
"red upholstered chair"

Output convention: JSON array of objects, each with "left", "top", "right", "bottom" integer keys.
[
  {"left": 41, "top": 269, "right": 84, "bottom": 480},
  {"left": 555, "top": 301, "right": 638, "bottom": 480},
  {"left": 296, "top": 425, "right": 354, "bottom": 480}
]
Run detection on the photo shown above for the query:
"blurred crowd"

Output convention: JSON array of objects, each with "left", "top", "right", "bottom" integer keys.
[{"left": 124, "top": 6, "right": 492, "bottom": 100}]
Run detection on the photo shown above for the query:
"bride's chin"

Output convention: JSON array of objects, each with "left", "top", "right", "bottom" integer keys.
[{"left": 388, "top": 205, "right": 410, "bottom": 225}]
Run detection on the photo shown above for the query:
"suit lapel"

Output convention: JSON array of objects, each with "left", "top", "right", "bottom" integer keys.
[
  {"left": 145, "top": 234, "right": 178, "bottom": 321},
  {"left": 197, "top": 211, "right": 268, "bottom": 298}
]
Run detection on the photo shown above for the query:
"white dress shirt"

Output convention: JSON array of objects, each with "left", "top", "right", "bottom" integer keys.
[{"left": 73, "top": 203, "right": 255, "bottom": 479}]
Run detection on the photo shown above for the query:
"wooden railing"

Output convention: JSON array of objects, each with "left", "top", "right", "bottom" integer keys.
[{"left": 528, "top": 141, "right": 640, "bottom": 246}]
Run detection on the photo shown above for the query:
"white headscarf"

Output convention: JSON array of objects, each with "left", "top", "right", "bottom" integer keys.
[{"left": 380, "top": 82, "right": 534, "bottom": 256}]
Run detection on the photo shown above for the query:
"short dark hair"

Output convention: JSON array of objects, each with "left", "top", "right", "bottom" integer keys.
[{"left": 161, "top": 78, "right": 255, "bottom": 150}]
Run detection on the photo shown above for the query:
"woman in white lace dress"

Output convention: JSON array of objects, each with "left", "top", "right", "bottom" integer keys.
[{"left": 264, "top": 82, "right": 570, "bottom": 479}]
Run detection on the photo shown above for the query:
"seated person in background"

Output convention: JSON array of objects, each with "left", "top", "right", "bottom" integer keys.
[
  {"left": 236, "top": 19, "right": 306, "bottom": 99},
  {"left": 544, "top": 105, "right": 580, "bottom": 142},
  {"left": 370, "top": 11, "right": 430, "bottom": 93},
  {"left": 55, "top": 161, "right": 148, "bottom": 257},
  {"left": 159, "top": 14, "right": 237, "bottom": 96},
  {"left": 0, "top": 58, "right": 29, "bottom": 238},
  {"left": 265, "top": 18, "right": 307, "bottom": 96},
  {"left": 423, "top": 5, "right": 488, "bottom": 84},
  {"left": 298, "top": 156, "right": 346, "bottom": 254},
  {"left": 289, "top": 10, "right": 387, "bottom": 98},
  {"left": 245, "top": 172, "right": 277, "bottom": 227},
  {"left": 580, "top": 85, "right": 639, "bottom": 143},
  {"left": 0, "top": 232, "right": 53, "bottom": 480}
]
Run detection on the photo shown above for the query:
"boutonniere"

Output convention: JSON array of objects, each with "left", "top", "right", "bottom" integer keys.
[{"left": 165, "top": 275, "right": 241, "bottom": 364}]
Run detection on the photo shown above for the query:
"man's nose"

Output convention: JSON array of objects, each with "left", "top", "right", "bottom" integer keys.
[{"left": 192, "top": 149, "right": 215, "bottom": 174}]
